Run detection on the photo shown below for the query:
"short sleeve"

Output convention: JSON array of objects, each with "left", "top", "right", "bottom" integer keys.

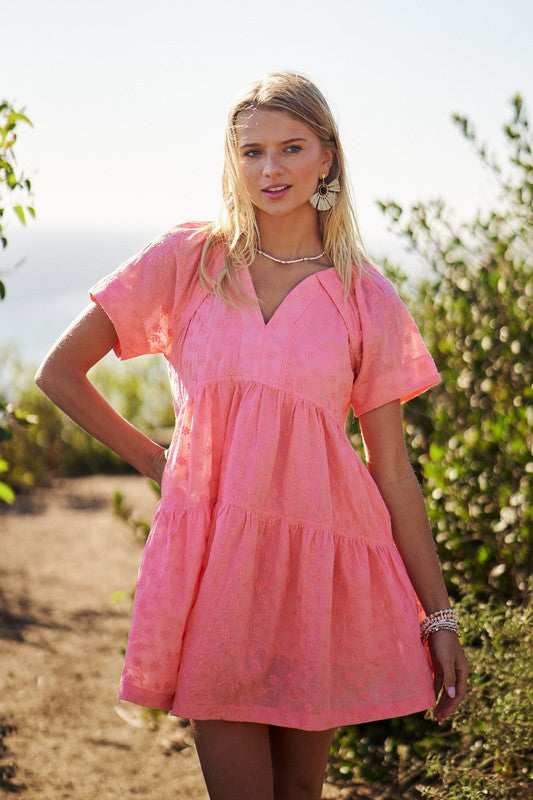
[
  {"left": 350, "top": 265, "right": 441, "bottom": 417},
  {"left": 89, "top": 221, "right": 210, "bottom": 360}
]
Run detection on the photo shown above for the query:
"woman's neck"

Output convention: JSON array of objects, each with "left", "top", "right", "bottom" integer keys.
[{"left": 254, "top": 207, "right": 323, "bottom": 260}]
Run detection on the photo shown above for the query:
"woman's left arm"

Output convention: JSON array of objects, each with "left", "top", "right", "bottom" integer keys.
[{"left": 359, "top": 399, "right": 470, "bottom": 724}]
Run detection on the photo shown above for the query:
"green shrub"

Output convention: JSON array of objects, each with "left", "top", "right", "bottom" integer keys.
[
  {"left": 327, "top": 591, "right": 532, "bottom": 799},
  {"left": 337, "top": 93, "right": 531, "bottom": 796},
  {"left": 112, "top": 487, "right": 158, "bottom": 544},
  {"left": 418, "top": 591, "right": 532, "bottom": 800},
  {"left": 349, "top": 93, "right": 531, "bottom": 605}
]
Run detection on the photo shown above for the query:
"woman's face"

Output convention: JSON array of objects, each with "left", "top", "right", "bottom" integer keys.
[{"left": 235, "top": 109, "right": 333, "bottom": 218}]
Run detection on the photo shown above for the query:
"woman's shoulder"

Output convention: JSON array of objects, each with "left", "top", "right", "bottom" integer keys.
[
  {"left": 139, "top": 221, "right": 216, "bottom": 279},
  {"left": 349, "top": 259, "right": 405, "bottom": 312},
  {"left": 155, "top": 220, "right": 215, "bottom": 250},
  {"left": 351, "top": 259, "right": 395, "bottom": 292},
  {"left": 174, "top": 219, "right": 215, "bottom": 235}
]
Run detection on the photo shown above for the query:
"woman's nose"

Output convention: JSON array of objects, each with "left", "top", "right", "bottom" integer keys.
[{"left": 263, "top": 153, "right": 283, "bottom": 176}]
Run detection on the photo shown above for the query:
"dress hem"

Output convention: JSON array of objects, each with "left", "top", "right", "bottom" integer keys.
[{"left": 118, "top": 685, "right": 436, "bottom": 731}]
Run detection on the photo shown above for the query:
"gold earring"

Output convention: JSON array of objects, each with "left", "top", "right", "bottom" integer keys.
[{"left": 309, "top": 172, "right": 340, "bottom": 211}]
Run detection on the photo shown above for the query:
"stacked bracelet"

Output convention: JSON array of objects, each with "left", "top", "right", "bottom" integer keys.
[{"left": 420, "top": 607, "right": 460, "bottom": 644}]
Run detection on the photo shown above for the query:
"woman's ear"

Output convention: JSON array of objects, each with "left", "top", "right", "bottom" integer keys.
[{"left": 321, "top": 147, "right": 335, "bottom": 178}]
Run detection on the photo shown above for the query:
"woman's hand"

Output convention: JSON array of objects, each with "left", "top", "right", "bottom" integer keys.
[
  {"left": 148, "top": 447, "right": 169, "bottom": 486},
  {"left": 428, "top": 629, "right": 470, "bottom": 724}
]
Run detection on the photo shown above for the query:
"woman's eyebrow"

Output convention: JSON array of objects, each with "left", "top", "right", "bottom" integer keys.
[{"left": 239, "top": 137, "right": 308, "bottom": 150}]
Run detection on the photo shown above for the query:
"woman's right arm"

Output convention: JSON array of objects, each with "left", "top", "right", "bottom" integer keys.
[{"left": 34, "top": 302, "right": 167, "bottom": 483}]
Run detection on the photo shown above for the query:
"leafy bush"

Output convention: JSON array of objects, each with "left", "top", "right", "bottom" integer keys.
[
  {"left": 0, "top": 402, "right": 38, "bottom": 501},
  {"left": 0, "top": 99, "right": 36, "bottom": 300},
  {"left": 0, "top": 98, "right": 36, "bottom": 501},
  {"left": 327, "top": 591, "right": 532, "bottom": 799},
  {"left": 337, "top": 93, "right": 531, "bottom": 797},
  {"left": 418, "top": 589, "right": 532, "bottom": 800},
  {"left": 112, "top": 486, "right": 159, "bottom": 544},
  {"left": 383, "top": 94, "right": 531, "bottom": 605},
  {"left": 349, "top": 93, "right": 531, "bottom": 605}
]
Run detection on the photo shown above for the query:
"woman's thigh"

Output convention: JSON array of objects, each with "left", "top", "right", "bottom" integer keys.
[
  {"left": 268, "top": 724, "right": 337, "bottom": 800},
  {"left": 190, "top": 718, "right": 274, "bottom": 800}
]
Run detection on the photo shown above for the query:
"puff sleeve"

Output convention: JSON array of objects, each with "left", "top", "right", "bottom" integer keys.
[
  {"left": 88, "top": 222, "right": 209, "bottom": 360},
  {"left": 350, "top": 265, "right": 441, "bottom": 417}
]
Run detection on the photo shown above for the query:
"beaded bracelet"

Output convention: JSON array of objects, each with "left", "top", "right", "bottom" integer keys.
[
  {"left": 420, "top": 607, "right": 460, "bottom": 644},
  {"left": 421, "top": 621, "right": 461, "bottom": 644}
]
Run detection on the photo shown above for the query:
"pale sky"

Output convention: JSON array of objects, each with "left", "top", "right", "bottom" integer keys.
[{"left": 3, "top": 0, "right": 532, "bottom": 255}]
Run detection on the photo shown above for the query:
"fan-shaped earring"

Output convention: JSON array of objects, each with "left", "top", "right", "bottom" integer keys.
[{"left": 309, "top": 173, "right": 340, "bottom": 211}]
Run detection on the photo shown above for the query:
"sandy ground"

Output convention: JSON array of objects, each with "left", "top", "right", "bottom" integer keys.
[{"left": 0, "top": 475, "right": 357, "bottom": 800}]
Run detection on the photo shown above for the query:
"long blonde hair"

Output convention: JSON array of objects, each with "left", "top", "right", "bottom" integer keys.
[{"left": 196, "top": 71, "right": 376, "bottom": 306}]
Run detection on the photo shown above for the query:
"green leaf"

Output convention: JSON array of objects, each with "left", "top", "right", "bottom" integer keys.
[
  {"left": 0, "top": 481, "right": 15, "bottom": 504},
  {"left": 13, "top": 204, "right": 26, "bottom": 225},
  {"left": 13, "top": 408, "right": 39, "bottom": 425},
  {"left": 27, "top": 206, "right": 36, "bottom": 218},
  {"left": 0, "top": 280, "right": 5, "bottom": 300},
  {"left": 429, "top": 442, "right": 445, "bottom": 461},
  {"left": 0, "top": 458, "right": 9, "bottom": 473},
  {"left": 110, "top": 590, "right": 129, "bottom": 603},
  {"left": 6, "top": 111, "right": 33, "bottom": 127}
]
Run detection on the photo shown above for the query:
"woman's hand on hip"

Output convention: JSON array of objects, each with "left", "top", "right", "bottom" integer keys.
[{"left": 149, "top": 447, "right": 169, "bottom": 486}]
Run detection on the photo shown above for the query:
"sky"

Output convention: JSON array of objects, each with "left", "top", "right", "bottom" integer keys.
[
  {"left": 1, "top": 0, "right": 532, "bottom": 361},
  {"left": 4, "top": 0, "right": 531, "bottom": 237}
]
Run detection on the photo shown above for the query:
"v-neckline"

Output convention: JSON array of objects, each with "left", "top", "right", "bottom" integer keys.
[{"left": 243, "top": 266, "right": 336, "bottom": 328}]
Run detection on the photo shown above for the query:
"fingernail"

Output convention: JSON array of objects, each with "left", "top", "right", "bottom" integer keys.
[{"left": 447, "top": 686, "right": 456, "bottom": 698}]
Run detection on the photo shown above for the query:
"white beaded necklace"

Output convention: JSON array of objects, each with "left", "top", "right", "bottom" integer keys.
[{"left": 255, "top": 247, "right": 325, "bottom": 265}]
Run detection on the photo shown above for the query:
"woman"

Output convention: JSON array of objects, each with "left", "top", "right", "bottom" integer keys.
[{"left": 35, "top": 71, "right": 470, "bottom": 800}]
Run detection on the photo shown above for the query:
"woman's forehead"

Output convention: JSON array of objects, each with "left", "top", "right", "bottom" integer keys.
[{"left": 235, "top": 108, "right": 314, "bottom": 144}]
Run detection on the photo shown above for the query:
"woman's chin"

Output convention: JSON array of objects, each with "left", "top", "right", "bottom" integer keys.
[{"left": 254, "top": 198, "right": 313, "bottom": 219}]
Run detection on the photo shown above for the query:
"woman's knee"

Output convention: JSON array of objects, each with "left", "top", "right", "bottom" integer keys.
[{"left": 273, "top": 776, "right": 324, "bottom": 800}]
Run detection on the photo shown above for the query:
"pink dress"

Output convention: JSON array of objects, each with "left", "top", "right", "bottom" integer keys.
[{"left": 89, "top": 221, "right": 441, "bottom": 731}]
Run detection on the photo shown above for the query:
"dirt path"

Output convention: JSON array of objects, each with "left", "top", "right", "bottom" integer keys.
[
  {"left": 0, "top": 475, "right": 209, "bottom": 799},
  {"left": 0, "top": 476, "right": 353, "bottom": 800}
]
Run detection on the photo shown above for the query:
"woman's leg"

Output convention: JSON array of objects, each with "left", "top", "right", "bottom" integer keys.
[
  {"left": 268, "top": 724, "right": 337, "bottom": 800},
  {"left": 190, "top": 719, "right": 274, "bottom": 800}
]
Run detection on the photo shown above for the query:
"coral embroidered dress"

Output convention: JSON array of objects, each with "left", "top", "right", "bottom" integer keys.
[{"left": 89, "top": 221, "right": 441, "bottom": 731}]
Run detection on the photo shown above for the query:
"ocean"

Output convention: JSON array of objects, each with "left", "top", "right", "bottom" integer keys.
[{"left": 0, "top": 227, "right": 155, "bottom": 367}]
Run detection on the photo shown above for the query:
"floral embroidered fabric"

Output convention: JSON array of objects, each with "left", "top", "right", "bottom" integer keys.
[{"left": 89, "top": 221, "right": 441, "bottom": 730}]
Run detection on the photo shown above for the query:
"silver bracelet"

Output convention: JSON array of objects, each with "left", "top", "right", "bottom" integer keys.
[
  {"left": 420, "top": 607, "right": 460, "bottom": 643},
  {"left": 421, "top": 621, "right": 461, "bottom": 644}
]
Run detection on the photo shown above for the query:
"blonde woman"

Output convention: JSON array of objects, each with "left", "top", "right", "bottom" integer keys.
[{"left": 36, "top": 71, "right": 469, "bottom": 800}]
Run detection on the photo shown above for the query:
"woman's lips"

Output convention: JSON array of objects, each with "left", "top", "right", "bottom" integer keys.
[{"left": 262, "top": 185, "right": 291, "bottom": 199}]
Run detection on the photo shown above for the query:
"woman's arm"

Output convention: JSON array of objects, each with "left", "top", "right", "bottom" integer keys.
[
  {"left": 359, "top": 399, "right": 470, "bottom": 724},
  {"left": 35, "top": 302, "right": 167, "bottom": 483},
  {"left": 359, "top": 399, "right": 450, "bottom": 614}
]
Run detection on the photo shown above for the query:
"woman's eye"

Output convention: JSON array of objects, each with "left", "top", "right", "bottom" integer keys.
[{"left": 243, "top": 145, "right": 302, "bottom": 158}]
